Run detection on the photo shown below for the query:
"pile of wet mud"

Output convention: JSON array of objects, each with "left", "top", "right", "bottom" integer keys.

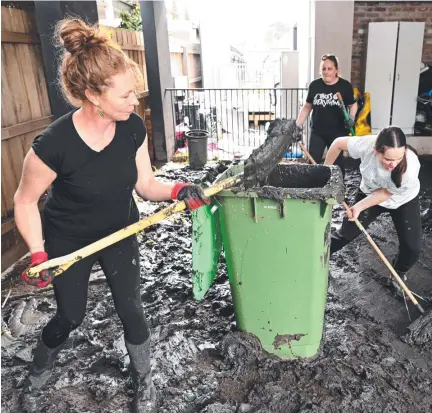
[{"left": 1, "top": 161, "right": 432, "bottom": 413}]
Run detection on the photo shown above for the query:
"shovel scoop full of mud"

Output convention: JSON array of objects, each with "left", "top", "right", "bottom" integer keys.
[{"left": 243, "top": 119, "right": 301, "bottom": 188}]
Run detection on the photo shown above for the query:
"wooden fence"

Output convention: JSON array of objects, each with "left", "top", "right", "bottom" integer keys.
[
  {"left": 1, "top": 7, "right": 202, "bottom": 271},
  {"left": 1, "top": 7, "right": 52, "bottom": 216},
  {"left": 1, "top": 7, "right": 53, "bottom": 270}
]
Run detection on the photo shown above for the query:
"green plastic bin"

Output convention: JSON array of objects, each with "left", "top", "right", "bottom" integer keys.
[
  {"left": 191, "top": 203, "right": 223, "bottom": 300},
  {"left": 192, "top": 162, "right": 344, "bottom": 359}
]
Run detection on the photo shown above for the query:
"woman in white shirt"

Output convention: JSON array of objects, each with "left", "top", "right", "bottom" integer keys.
[{"left": 324, "top": 126, "right": 422, "bottom": 289}]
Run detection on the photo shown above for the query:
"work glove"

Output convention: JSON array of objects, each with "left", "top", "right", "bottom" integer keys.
[
  {"left": 345, "top": 116, "right": 355, "bottom": 130},
  {"left": 293, "top": 124, "right": 303, "bottom": 142},
  {"left": 21, "top": 252, "right": 54, "bottom": 288},
  {"left": 171, "top": 183, "right": 210, "bottom": 210}
]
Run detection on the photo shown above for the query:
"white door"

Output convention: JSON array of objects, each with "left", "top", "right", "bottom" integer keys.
[
  {"left": 392, "top": 22, "right": 425, "bottom": 134},
  {"left": 365, "top": 22, "right": 398, "bottom": 133}
]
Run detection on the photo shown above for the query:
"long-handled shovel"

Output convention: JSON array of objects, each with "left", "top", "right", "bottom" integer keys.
[
  {"left": 298, "top": 141, "right": 425, "bottom": 314},
  {"left": 25, "top": 119, "right": 300, "bottom": 281},
  {"left": 26, "top": 174, "right": 243, "bottom": 279}
]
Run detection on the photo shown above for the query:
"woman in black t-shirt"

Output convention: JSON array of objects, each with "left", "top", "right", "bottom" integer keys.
[
  {"left": 14, "top": 18, "right": 208, "bottom": 413},
  {"left": 296, "top": 54, "right": 358, "bottom": 175}
]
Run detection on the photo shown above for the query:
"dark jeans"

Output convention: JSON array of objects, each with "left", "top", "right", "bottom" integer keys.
[
  {"left": 42, "top": 233, "right": 149, "bottom": 349},
  {"left": 309, "top": 130, "right": 346, "bottom": 176},
  {"left": 331, "top": 190, "right": 422, "bottom": 273}
]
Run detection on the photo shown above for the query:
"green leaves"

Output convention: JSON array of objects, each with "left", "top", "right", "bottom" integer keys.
[{"left": 119, "top": 4, "right": 142, "bottom": 32}]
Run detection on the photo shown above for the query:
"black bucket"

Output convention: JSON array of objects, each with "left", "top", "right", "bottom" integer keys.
[{"left": 186, "top": 129, "right": 209, "bottom": 170}]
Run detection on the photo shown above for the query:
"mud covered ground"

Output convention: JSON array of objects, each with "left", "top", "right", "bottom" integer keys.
[{"left": 1, "top": 160, "right": 432, "bottom": 413}]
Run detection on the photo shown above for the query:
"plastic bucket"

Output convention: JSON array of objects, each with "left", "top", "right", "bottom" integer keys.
[{"left": 186, "top": 130, "right": 209, "bottom": 170}]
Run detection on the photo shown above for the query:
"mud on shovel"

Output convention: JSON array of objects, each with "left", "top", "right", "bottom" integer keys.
[
  {"left": 298, "top": 141, "right": 425, "bottom": 315},
  {"left": 25, "top": 119, "right": 299, "bottom": 281}
]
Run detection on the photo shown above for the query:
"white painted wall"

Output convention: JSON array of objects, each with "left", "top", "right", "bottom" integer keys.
[
  {"left": 297, "top": 0, "right": 314, "bottom": 88},
  {"left": 313, "top": 0, "right": 354, "bottom": 81},
  {"left": 407, "top": 136, "right": 432, "bottom": 156},
  {"left": 198, "top": 2, "right": 233, "bottom": 87},
  {"left": 280, "top": 51, "right": 300, "bottom": 119}
]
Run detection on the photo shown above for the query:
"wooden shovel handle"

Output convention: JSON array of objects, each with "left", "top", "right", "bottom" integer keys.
[
  {"left": 298, "top": 142, "right": 424, "bottom": 313},
  {"left": 26, "top": 174, "right": 243, "bottom": 279}
]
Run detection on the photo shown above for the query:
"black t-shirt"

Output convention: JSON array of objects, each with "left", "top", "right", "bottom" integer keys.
[
  {"left": 32, "top": 110, "right": 146, "bottom": 241},
  {"left": 306, "top": 77, "right": 355, "bottom": 137}
]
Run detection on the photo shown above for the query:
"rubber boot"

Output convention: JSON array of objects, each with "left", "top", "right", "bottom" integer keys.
[
  {"left": 126, "top": 338, "right": 157, "bottom": 413},
  {"left": 20, "top": 337, "right": 63, "bottom": 412},
  {"left": 390, "top": 256, "right": 408, "bottom": 298},
  {"left": 390, "top": 271, "right": 408, "bottom": 297}
]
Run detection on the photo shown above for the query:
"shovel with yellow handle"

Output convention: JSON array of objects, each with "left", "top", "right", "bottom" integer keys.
[{"left": 25, "top": 119, "right": 301, "bottom": 281}]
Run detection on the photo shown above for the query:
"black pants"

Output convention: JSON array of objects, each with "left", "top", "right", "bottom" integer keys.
[
  {"left": 309, "top": 130, "right": 346, "bottom": 176},
  {"left": 42, "top": 233, "right": 149, "bottom": 349},
  {"left": 331, "top": 190, "right": 422, "bottom": 273}
]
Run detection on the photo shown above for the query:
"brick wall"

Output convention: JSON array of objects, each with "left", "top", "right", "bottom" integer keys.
[{"left": 351, "top": 1, "right": 432, "bottom": 90}]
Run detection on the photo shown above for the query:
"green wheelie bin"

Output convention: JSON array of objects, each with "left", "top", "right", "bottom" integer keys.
[{"left": 191, "top": 162, "right": 344, "bottom": 359}]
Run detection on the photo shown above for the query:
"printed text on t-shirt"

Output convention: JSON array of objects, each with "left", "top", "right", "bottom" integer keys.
[{"left": 313, "top": 93, "right": 340, "bottom": 108}]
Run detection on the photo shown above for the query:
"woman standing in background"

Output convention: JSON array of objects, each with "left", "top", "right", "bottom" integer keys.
[{"left": 296, "top": 54, "right": 358, "bottom": 176}]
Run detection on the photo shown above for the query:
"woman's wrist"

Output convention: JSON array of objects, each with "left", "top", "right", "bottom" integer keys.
[{"left": 30, "top": 245, "right": 45, "bottom": 254}]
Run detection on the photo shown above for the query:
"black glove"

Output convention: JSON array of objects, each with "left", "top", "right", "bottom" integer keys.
[
  {"left": 293, "top": 124, "right": 303, "bottom": 142},
  {"left": 171, "top": 183, "right": 210, "bottom": 210},
  {"left": 345, "top": 116, "right": 355, "bottom": 130}
]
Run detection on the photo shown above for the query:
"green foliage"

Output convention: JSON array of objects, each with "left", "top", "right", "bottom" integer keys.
[{"left": 119, "top": 4, "right": 142, "bottom": 31}]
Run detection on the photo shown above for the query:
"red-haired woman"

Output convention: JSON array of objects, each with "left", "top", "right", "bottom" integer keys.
[{"left": 14, "top": 18, "right": 208, "bottom": 412}]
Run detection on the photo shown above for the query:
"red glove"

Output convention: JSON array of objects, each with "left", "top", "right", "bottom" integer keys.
[
  {"left": 171, "top": 183, "right": 210, "bottom": 210},
  {"left": 22, "top": 252, "right": 54, "bottom": 288}
]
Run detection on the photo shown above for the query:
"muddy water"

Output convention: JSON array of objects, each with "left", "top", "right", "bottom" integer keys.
[{"left": 1, "top": 162, "right": 432, "bottom": 413}]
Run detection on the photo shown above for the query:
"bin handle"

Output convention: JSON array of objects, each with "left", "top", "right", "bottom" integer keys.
[
  {"left": 252, "top": 198, "right": 259, "bottom": 223},
  {"left": 280, "top": 202, "right": 285, "bottom": 218}
]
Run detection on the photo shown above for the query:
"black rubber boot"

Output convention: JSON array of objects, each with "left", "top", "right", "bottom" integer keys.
[
  {"left": 389, "top": 256, "right": 408, "bottom": 298},
  {"left": 126, "top": 338, "right": 157, "bottom": 413},
  {"left": 390, "top": 271, "right": 408, "bottom": 297},
  {"left": 20, "top": 337, "right": 63, "bottom": 412}
]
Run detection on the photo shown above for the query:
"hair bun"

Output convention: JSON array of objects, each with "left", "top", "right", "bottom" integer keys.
[{"left": 57, "top": 18, "right": 107, "bottom": 54}]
